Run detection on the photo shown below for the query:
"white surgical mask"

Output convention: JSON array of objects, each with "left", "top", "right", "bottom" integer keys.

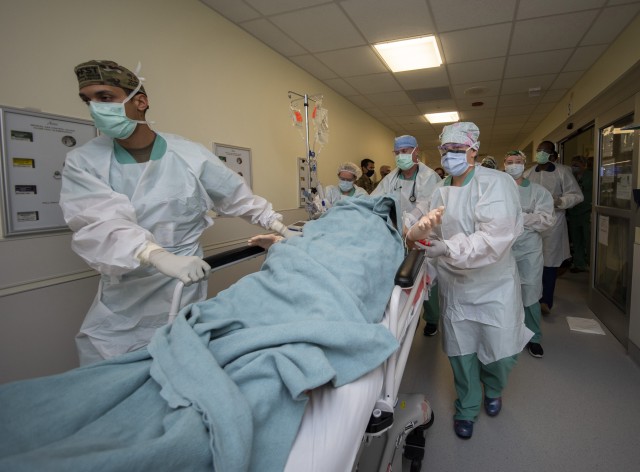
[
  {"left": 535, "top": 151, "right": 550, "bottom": 164},
  {"left": 441, "top": 151, "right": 469, "bottom": 177},
  {"left": 395, "top": 148, "right": 416, "bottom": 170},
  {"left": 338, "top": 180, "right": 354, "bottom": 192},
  {"left": 505, "top": 163, "right": 524, "bottom": 179}
]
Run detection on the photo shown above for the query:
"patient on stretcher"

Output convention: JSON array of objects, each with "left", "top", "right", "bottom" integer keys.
[{"left": 0, "top": 195, "right": 404, "bottom": 472}]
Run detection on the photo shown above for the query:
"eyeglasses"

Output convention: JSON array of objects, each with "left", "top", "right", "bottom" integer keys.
[{"left": 437, "top": 146, "right": 468, "bottom": 157}]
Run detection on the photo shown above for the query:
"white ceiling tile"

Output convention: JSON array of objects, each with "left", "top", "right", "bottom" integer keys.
[
  {"left": 394, "top": 67, "right": 450, "bottom": 90},
  {"left": 534, "top": 102, "right": 559, "bottom": 114},
  {"left": 607, "top": 0, "right": 640, "bottom": 4},
  {"left": 563, "top": 44, "right": 609, "bottom": 71},
  {"left": 323, "top": 78, "right": 360, "bottom": 96},
  {"left": 240, "top": 19, "right": 307, "bottom": 56},
  {"left": 345, "top": 73, "right": 403, "bottom": 94},
  {"left": 367, "top": 91, "right": 414, "bottom": 107},
  {"left": 415, "top": 99, "right": 457, "bottom": 114},
  {"left": 288, "top": 54, "right": 338, "bottom": 80},
  {"left": 447, "top": 57, "right": 506, "bottom": 84},
  {"left": 244, "top": 0, "right": 330, "bottom": 16},
  {"left": 550, "top": 70, "right": 585, "bottom": 89},
  {"left": 452, "top": 81, "right": 501, "bottom": 100},
  {"left": 363, "top": 107, "right": 389, "bottom": 119},
  {"left": 316, "top": 46, "right": 388, "bottom": 77},
  {"left": 495, "top": 104, "right": 537, "bottom": 116},
  {"left": 440, "top": 23, "right": 512, "bottom": 63},
  {"left": 341, "top": 0, "right": 435, "bottom": 43},
  {"left": 541, "top": 89, "right": 569, "bottom": 103},
  {"left": 504, "top": 49, "right": 573, "bottom": 77},
  {"left": 200, "top": 0, "right": 261, "bottom": 22},
  {"left": 270, "top": 4, "right": 366, "bottom": 52},
  {"left": 501, "top": 74, "right": 557, "bottom": 95},
  {"left": 456, "top": 96, "right": 499, "bottom": 110},
  {"left": 494, "top": 115, "right": 527, "bottom": 125},
  {"left": 490, "top": 122, "right": 528, "bottom": 132},
  {"left": 582, "top": 4, "right": 640, "bottom": 45},
  {"left": 430, "top": 0, "right": 517, "bottom": 32},
  {"left": 510, "top": 11, "right": 599, "bottom": 54},
  {"left": 516, "top": 0, "right": 607, "bottom": 19},
  {"left": 459, "top": 108, "right": 497, "bottom": 120},
  {"left": 499, "top": 92, "right": 543, "bottom": 106}
]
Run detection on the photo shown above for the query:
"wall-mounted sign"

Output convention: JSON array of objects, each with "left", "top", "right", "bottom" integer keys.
[
  {"left": 214, "top": 143, "right": 252, "bottom": 189},
  {"left": 0, "top": 106, "right": 96, "bottom": 236}
]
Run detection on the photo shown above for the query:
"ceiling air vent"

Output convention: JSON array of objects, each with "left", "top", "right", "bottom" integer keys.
[{"left": 406, "top": 86, "right": 451, "bottom": 102}]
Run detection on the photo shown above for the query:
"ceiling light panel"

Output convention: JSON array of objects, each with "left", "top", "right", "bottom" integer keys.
[{"left": 374, "top": 36, "right": 442, "bottom": 72}]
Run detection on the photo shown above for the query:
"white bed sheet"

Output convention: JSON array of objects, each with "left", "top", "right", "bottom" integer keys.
[{"left": 284, "top": 365, "right": 384, "bottom": 472}]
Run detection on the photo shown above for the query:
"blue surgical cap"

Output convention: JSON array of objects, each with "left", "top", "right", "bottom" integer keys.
[{"left": 394, "top": 135, "right": 418, "bottom": 151}]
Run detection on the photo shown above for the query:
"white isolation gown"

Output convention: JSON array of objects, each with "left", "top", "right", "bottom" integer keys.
[
  {"left": 371, "top": 162, "right": 440, "bottom": 228},
  {"left": 512, "top": 180, "right": 555, "bottom": 306},
  {"left": 323, "top": 184, "right": 367, "bottom": 208},
  {"left": 524, "top": 163, "right": 583, "bottom": 267},
  {"left": 60, "top": 132, "right": 281, "bottom": 364},
  {"left": 429, "top": 166, "right": 533, "bottom": 364}
]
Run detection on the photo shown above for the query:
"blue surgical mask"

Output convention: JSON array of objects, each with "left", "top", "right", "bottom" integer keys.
[
  {"left": 441, "top": 151, "right": 469, "bottom": 177},
  {"left": 395, "top": 148, "right": 416, "bottom": 170},
  {"left": 89, "top": 83, "right": 148, "bottom": 139},
  {"left": 505, "top": 163, "right": 524, "bottom": 179},
  {"left": 338, "top": 180, "right": 354, "bottom": 192},
  {"left": 535, "top": 151, "right": 550, "bottom": 164}
]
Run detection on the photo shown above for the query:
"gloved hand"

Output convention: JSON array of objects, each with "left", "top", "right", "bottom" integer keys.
[
  {"left": 415, "top": 239, "right": 449, "bottom": 258},
  {"left": 553, "top": 196, "right": 563, "bottom": 208},
  {"left": 269, "top": 219, "right": 296, "bottom": 238},
  {"left": 407, "top": 206, "right": 445, "bottom": 241},
  {"left": 146, "top": 249, "right": 211, "bottom": 286}
]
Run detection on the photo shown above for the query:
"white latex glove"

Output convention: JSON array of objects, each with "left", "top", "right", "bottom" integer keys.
[
  {"left": 553, "top": 196, "right": 562, "bottom": 208},
  {"left": 415, "top": 240, "right": 449, "bottom": 258},
  {"left": 407, "top": 206, "right": 445, "bottom": 242},
  {"left": 146, "top": 249, "right": 211, "bottom": 286},
  {"left": 247, "top": 234, "right": 283, "bottom": 250},
  {"left": 270, "top": 219, "right": 296, "bottom": 238}
]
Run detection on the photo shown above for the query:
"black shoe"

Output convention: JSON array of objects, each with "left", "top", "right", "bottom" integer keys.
[
  {"left": 453, "top": 419, "right": 473, "bottom": 439},
  {"left": 484, "top": 396, "right": 502, "bottom": 417},
  {"left": 423, "top": 323, "right": 438, "bottom": 336},
  {"left": 540, "top": 303, "right": 551, "bottom": 315},
  {"left": 528, "top": 342, "right": 544, "bottom": 358}
]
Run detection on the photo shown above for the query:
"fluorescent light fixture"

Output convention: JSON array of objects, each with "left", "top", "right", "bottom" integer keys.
[
  {"left": 374, "top": 36, "right": 442, "bottom": 72},
  {"left": 425, "top": 111, "right": 459, "bottom": 124}
]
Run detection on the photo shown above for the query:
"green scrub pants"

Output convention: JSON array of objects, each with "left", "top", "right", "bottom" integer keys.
[
  {"left": 448, "top": 353, "right": 518, "bottom": 421},
  {"left": 567, "top": 212, "right": 590, "bottom": 270},
  {"left": 524, "top": 303, "right": 541, "bottom": 343},
  {"left": 422, "top": 281, "right": 440, "bottom": 324}
]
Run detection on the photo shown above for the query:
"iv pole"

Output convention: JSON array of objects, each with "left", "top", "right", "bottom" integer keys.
[{"left": 288, "top": 91, "right": 321, "bottom": 198}]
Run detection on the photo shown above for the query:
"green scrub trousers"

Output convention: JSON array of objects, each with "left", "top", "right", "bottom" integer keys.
[
  {"left": 422, "top": 281, "right": 440, "bottom": 324},
  {"left": 449, "top": 353, "right": 518, "bottom": 421},
  {"left": 524, "top": 303, "right": 541, "bottom": 343}
]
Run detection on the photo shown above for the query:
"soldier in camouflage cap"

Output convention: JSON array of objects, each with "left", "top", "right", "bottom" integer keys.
[{"left": 74, "top": 60, "right": 146, "bottom": 95}]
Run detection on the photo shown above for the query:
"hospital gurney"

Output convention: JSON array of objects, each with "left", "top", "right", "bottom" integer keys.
[{"left": 168, "top": 244, "right": 434, "bottom": 472}]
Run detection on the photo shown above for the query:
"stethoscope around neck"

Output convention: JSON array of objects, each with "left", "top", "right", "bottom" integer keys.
[{"left": 393, "top": 168, "right": 418, "bottom": 203}]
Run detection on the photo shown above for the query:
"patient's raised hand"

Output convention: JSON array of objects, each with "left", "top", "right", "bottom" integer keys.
[{"left": 247, "top": 234, "right": 284, "bottom": 250}]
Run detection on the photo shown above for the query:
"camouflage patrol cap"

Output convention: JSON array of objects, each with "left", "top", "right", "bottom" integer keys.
[{"left": 74, "top": 60, "right": 146, "bottom": 95}]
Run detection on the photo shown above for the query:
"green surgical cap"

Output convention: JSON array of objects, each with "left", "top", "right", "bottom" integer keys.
[{"left": 74, "top": 60, "right": 146, "bottom": 95}]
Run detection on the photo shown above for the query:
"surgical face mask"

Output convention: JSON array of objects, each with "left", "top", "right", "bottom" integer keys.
[
  {"left": 365, "top": 169, "right": 375, "bottom": 177},
  {"left": 505, "top": 163, "right": 525, "bottom": 179},
  {"left": 338, "top": 179, "right": 354, "bottom": 192},
  {"left": 535, "top": 151, "right": 550, "bottom": 164},
  {"left": 395, "top": 148, "right": 416, "bottom": 170},
  {"left": 89, "top": 84, "right": 147, "bottom": 139},
  {"left": 441, "top": 150, "right": 469, "bottom": 177}
]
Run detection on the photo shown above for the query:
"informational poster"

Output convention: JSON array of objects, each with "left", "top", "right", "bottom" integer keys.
[
  {"left": 598, "top": 215, "right": 609, "bottom": 247},
  {"left": 1, "top": 106, "right": 96, "bottom": 236},
  {"left": 214, "top": 143, "right": 252, "bottom": 188}
]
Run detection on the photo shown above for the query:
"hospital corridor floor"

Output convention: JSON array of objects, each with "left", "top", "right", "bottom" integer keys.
[{"left": 398, "top": 271, "right": 640, "bottom": 472}]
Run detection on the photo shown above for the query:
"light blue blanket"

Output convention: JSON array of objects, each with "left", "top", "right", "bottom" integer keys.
[{"left": 0, "top": 195, "right": 404, "bottom": 472}]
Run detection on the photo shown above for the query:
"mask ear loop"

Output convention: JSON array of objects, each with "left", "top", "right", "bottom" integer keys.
[{"left": 127, "top": 61, "right": 155, "bottom": 126}]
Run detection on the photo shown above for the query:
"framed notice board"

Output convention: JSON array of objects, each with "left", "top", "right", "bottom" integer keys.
[
  {"left": 214, "top": 143, "right": 252, "bottom": 189},
  {"left": 0, "top": 106, "right": 97, "bottom": 236}
]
